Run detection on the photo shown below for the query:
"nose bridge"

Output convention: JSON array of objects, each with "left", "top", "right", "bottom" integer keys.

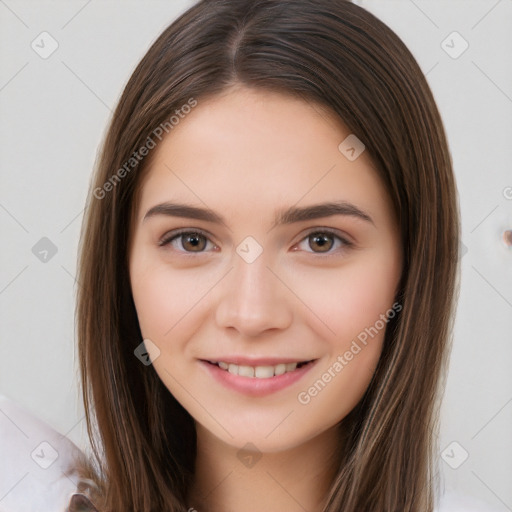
[{"left": 214, "top": 244, "right": 292, "bottom": 335}]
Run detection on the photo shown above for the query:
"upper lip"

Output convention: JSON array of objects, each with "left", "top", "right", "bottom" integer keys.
[{"left": 201, "top": 357, "right": 316, "bottom": 366}]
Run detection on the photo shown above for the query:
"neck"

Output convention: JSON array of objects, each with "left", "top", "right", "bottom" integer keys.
[{"left": 187, "top": 424, "right": 341, "bottom": 512}]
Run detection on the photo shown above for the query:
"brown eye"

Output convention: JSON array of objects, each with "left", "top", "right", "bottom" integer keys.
[
  {"left": 159, "top": 230, "right": 215, "bottom": 253},
  {"left": 295, "top": 229, "right": 353, "bottom": 256},
  {"left": 181, "top": 232, "right": 207, "bottom": 252},
  {"left": 308, "top": 233, "right": 335, "bottom": 253}
]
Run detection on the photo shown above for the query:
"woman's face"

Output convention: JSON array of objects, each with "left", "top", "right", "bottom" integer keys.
[{"left": 128, "top": 86, "right": 402, "bottom": 452}]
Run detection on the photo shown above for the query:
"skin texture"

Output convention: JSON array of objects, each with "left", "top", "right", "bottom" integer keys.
[{"left": 128, "top": 86, "right": 403, "bottom": 512}]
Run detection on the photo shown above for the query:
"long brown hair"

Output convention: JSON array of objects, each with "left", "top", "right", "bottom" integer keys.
[{"left": 75, "top": 1, "right": 460, "bottom": 510}]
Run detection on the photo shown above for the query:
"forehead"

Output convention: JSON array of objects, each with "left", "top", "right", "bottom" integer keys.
[{"left": 133, "top": 87, "right": 392, "bottom": 226}]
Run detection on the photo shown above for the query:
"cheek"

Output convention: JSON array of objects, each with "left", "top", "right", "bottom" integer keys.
[
  {"left": 298, "top": 338, "right": 383, "bottom": 430},
  {"left": 292, "top": 252, "right": 399, "bottom": 414},
  {"left": 130, "top": 258, "right": 221, "bottom": 359},
  {"left": 294, "top": 251, "right": 400, "bottom": 349},
  {"left": 129, "top": 260, "right": 217, "bottom": 431},
  {"left": 296, "top": 282, "right": 392, "bottom": 427},
  {"left": 131, "top": 271, "right": 175, "bottom": 339}
]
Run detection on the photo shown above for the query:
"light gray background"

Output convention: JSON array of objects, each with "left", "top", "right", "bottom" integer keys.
[{"left": 1, "top": 0, "right": 511, "bottom": 508}]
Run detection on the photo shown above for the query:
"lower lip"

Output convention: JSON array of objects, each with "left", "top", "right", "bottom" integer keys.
[{"left": 200, "top": 360, "right": 317, "bottom": 397}]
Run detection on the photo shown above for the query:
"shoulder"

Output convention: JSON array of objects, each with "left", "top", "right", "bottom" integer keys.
[
  {"left": 435, "top": 487, "right": 503, "bottom": 512},
  {"left": 0, "top": 393, "right": 85, "bottom": 511}
]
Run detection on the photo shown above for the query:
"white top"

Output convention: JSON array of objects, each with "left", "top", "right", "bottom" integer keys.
[
  {"left": 0, "top": 394, "right": 501, "bottom": 511},
  {"left": 0, "top": 394, "right": 84, "bottom": 511}
]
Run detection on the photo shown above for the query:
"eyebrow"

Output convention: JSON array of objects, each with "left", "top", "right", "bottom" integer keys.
[{"left": 142, "top": 200, "right": 374, "bottom": 228}]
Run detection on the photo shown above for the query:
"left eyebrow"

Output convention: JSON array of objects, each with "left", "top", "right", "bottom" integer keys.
[{"left": 142, "top": 200, "right": 375, "bottom": 228}]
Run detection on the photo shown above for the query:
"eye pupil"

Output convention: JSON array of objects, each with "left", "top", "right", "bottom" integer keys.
[
  {"left": 183, "top": 233, "right": 206, "bottom": 251},
  {"left": 310, "top": 233, "right": 333, "bottom": 252}
]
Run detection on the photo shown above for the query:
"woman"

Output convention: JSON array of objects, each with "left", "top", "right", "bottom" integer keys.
[{"left": 70, "top": 0, "right": 464, "bottom": 510}]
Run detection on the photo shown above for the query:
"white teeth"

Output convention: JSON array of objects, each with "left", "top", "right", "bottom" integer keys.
[
  {"left": 274, "top": 363, "right": 287, "bottom": 376},
  {"left": 238, "top": 365, "right": 255, "bottom": 378},
  {"left": 254, "top": 366, "right": 274, "bottom": 378},
  {"left": 214, "top": 361, "right": 307, "bottom": 378},
  {"left": 286, "top": 362, "right": 298, "bottom": 372}
]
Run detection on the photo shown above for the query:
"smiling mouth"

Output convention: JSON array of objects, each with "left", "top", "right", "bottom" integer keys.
[{"left": 204, "top": 360, "right": 316, "bottom": 378}]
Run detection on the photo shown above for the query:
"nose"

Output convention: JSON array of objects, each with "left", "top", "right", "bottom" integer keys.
[{"left": 214, "top": 251, "right": 293, "bottom": 338}]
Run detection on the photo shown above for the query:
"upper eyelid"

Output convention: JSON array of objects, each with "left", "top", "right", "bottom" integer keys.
[{"left": 159, "top": 227, "right": 217, "bottom": 246}]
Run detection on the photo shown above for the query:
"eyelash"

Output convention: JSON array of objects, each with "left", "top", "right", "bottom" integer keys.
[{"left": 158, "top": 228, "right": 354, "bottom": 257}]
